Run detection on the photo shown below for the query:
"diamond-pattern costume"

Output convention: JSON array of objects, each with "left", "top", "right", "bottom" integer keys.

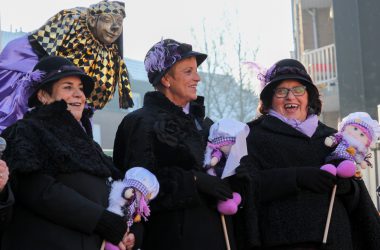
[
  {"left": 31, "top": 4, "right": 133, "bottom": 109},
  {"left": 0, "top": 1, "right": 133, "bottom": 132}
]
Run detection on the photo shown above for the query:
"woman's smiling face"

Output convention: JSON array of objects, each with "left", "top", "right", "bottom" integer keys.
[
  {"left": 271, "top": 80, "right": 309, "bottom": 121},
  {"left": 39, "top": 76, "right": 86, "bottom": 121}
]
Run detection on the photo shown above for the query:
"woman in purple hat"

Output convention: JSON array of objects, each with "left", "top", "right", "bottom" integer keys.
[
  {"left": 233, "top": 59, "right": 380, "bottom": 250},
  {"left": 113, "top": 39, "right": 236, "bottom": 250},
  {"left": 0, "top": 56, "right": 136, "bottom": 250}
]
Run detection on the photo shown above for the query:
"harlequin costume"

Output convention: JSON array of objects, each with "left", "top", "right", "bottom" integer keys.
[{"left": 0, "top": 1, "right": 133, "bottom": 132}]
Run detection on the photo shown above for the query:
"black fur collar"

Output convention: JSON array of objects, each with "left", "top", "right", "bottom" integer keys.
[
  {"left": 3, "top": 101, "right": 119, "bottom": 178},
  {"left": 143, "top": 91, "right": 205, "bottom": 119}
]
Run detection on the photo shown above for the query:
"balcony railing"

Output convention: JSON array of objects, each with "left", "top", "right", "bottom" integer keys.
[{"left": 301, "top": 44, "right": 338, "bottom": 88}]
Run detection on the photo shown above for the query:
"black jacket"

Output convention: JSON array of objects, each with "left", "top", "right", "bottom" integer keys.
[
  {"left": 1, "top": 101, "right": 125, "bottom": 250},
  {"left": 234, "top": 115, "right": 380, "bottom": 250},
  {"left": 113, "top": 91, "right": 235, "bottom": 250},
  {"left": 0, "top": 185, "right": 13, "bottom": 231}
]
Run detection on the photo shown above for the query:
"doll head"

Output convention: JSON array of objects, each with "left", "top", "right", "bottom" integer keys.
[
  {"left": 204, "top": 118, "right": 250, "bottom": 178},
  {"left": 204, "top": 123, "right": 236, "bottom": 167},
  {"left": 123, "top": 167, "right": 160, "bottom": 224},
  {"left": 339, "top": 112, "right": 380, "bottom": 149},
  {"left": 342, "top": 124, "right": 370, "bottom": 148},
  {"left": 123, "top": 167, "right": 160, "bottom": 202}
]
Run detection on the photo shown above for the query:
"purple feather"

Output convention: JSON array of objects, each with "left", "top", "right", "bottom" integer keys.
[
  {"left": 243, "top": 61, "right": 268, "bottom": 95},
  {"left": 13, "top": 70, "right": 46, "bottom": 107},
  {"left": 144, "top": 40, "right": 181, "bottom": 73}
]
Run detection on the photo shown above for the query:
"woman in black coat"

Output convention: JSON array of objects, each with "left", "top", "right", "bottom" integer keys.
[
  {"left": 113, "top": 39, "right": 236, "bottom": 250},
  {"left": 1, "top": 56, "right": 134, "bottom": 250},
  {"left": 234, "top": 59, "right": 380, "bottom": 250}
]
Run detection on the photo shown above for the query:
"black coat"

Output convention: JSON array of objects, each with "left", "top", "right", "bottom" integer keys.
[
  {"left": 113, "top": 91, "right": 235, "bottom": 250},
  {"left": 0, "top": 185, "right": 13, "bottom": 231},
  {"left": 1, "top": 101, "right": 122, "bottom": 250},
  {"left": 234, "top": 115, "right": 380, "bottom": 250}
]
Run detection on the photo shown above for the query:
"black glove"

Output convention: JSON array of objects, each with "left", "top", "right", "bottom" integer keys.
[
  {"left": 193, "top": 171, "right": 233, "bottom": 200},
  {"left": 95, "top": 210, "right": 128, "bottom": 245},
  {"left": 296, "top": 167, "right": 336, "bottom": 193},
  {"left": 129, "top": 222, "right": 144, "bottom": 250}
]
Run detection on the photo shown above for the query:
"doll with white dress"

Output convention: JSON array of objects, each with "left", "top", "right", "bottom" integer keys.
[
  {"left": 204, "top": 118, "right": 250, "bottom": 215},
  {"left": 104, "top": 167, "right": 159, "bottom": 250}
]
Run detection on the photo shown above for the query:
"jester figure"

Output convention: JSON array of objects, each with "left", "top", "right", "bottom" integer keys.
[{"left": 0, "top": 0, "right": 133, "bottom": 132}]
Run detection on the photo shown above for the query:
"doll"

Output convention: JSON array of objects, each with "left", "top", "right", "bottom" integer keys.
[
  {"left": 204, "top": 118, "right": 250, "bottom": 215},
  {"left": 105, "top": 167, "right": 159, "bottom": 250},
  {"left": 321, "top": 112, "right": 380, "bottom": 178}
]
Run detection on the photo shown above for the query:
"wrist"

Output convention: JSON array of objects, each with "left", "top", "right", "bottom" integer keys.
[{"left": 95, "top": 210, "right": 128, "bottom": 244}]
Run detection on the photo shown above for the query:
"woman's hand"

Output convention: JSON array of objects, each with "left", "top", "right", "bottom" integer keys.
[
  {"left": 296, "top": 167, "right": 336, "bottom": 193},
  {"left": 193, "top": 171, "right": 233, "bottom": 200},
  {"left": 118, "top": 231, "right": 135, "bottom": 250},
  {"left": 123, "top": 232, "right": 135, "bottom": 250},
  {"left": 0, "top": 160, "right": 9, "bottom": 192}
]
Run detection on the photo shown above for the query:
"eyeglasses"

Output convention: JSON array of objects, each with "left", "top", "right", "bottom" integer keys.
[{"left": 274, "top": 86, "right": 306, "bottom": 98}]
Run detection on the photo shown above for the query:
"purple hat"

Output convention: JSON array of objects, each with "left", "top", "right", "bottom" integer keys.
[{"left": 144, "top": 39, "right": 207, "bottom": 86}]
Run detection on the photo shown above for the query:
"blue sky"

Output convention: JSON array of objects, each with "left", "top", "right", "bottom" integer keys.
[{"left": 1, "top": 0, "right": 293, "bottom": 67}]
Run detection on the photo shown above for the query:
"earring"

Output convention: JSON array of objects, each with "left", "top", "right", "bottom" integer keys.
[{"left": 167, "top": 83, "right": 171, "bottom": 88}]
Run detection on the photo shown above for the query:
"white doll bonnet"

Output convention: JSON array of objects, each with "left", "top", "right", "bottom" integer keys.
[
  {"left": 205, "top": 118, "right": 250, "bottom": 178},
  {"left": 338, "top": 112, "right": 380, "bottom": 146},
  {"left": 124, "top": 167, "right": 160, "bottom": 200}
]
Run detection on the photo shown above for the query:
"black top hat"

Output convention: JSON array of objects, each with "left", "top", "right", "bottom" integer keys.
[
  {"left": 260, "top": 59, "right": 318, "bottom": 101},
  {"left": 144, "top": 39, "right": 207, "bottom": 86},
  {"left": 28, "top": 56, "right": 95, "bottom": 107}
]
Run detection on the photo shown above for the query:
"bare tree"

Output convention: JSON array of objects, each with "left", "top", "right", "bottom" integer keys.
[
  {"left": 226, "top": 34, "right": 259, "bottom": 122},
  {"left": 192, "top": 16, "right": 259, "bottom": 122},
  {"left": 192, "top": 21, "right": 234, "bottom": 119}
]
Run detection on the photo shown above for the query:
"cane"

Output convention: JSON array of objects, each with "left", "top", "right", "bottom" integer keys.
[
  {"left": 220, "top": 214, "right": 231, "bottom": 250},
  {"left": 100, "top": 240, "right": 105, "bottom": 250},
  {"left": 322, "top": 184, "right": 337, "bottom": 246}
]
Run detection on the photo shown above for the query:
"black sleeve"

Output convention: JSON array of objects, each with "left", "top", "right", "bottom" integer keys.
[
  {"left": 113, "top": 113, "right": 156, "bottom": 173},
  {"left": 0, "top": 184, "right": 14, "bottom": 231},
  {"left": 14, "top": 173, "right": 127, "bottom": 243},
  {"left": 13, "top": 173, "right": 105, "bottom": 234},
  {"left": 239, "top": 155, "right": 299, "bottom": 203},
  {"left": 130, "top": 222, "right": 144, "bottom": 250},
  {"left": 338, "top": 178, "right": 360, "bottom": 213},
  {"left": 113, "top": 114, "right": 202, "bottom": 211}
]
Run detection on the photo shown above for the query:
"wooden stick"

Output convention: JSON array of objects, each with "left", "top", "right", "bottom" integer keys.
[
  {"left": 100, "top": 240, "right": 105, "bottom": 250},
  {"left": 220, "top": 214, "right": 231, "bottom": 250},
  {"left": 323, "top": 184, "right": 337, "bottom": 244}
]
